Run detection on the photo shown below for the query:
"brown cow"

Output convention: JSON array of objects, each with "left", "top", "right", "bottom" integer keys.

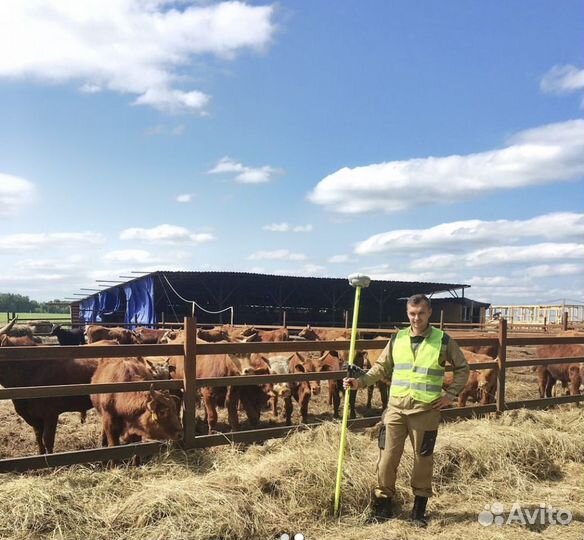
[
  {"left": 535, "top": 344, "right": 584, "bottom": 398},
  {"left": 364, "top": 337, "right": 390, "bottom": 410},
  {"left": 91, "top": 357, "right": 183, "bottom": 446},
  {"left": 0, "top": 319, "right": 98, "bottom": 454},
  {"left": 86, "top": 325, "right": 141, "bottom": 344},
  {"left": 220, "top": 325, "right": 257, "bottom": 341},
  {"left": 462, "top": 344, "right": 498, "bottom": 358},
  {"left": 168, "top": 353, "right": 264, "bottom": 433},
  {"left": 134, "top": 327, "right": 169, "bottom": 344},
  {"left": 197, "top": 327, "right": 229, "bottom": 342},
  {"left": 311, "top": 352, "right": 347, "bottom": 419},
  {"left": 443, "top": 350, "right": 497, "bottom": 406},
  {"left": 258, "top": 354, "right": 312, "bottom": 425},
  {"left": 297, "top": 325, "right": 350, "bottom": 342},
  {"left": 246, "top": 328, "right": 290, "bottom": 342}
]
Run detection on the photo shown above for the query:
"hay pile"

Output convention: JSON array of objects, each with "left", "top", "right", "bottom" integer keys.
[{"left": 1, "top": 409, "right": 583, "bottom": 540}]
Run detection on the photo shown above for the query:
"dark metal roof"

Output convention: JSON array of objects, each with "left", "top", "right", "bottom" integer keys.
[{"left": 75, "top": 270, "right": 469, "bottom": 302}]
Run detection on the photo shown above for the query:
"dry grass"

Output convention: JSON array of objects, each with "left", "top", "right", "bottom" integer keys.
[{"left": 0, "top": 409, "right": 582, "bottom": 540}]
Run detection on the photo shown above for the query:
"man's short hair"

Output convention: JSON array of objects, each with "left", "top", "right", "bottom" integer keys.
[{"left": 407, "top": 294, "right": 431, "bottom": 308}]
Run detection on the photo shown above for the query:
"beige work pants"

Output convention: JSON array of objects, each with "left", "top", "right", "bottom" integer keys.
[{"left": 375, "top": 406, "right": 441, "bottom": 499}]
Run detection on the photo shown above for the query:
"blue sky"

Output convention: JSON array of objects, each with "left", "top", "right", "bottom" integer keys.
[{"left": 0, "top": 0, "right": 583, "bottom": 305}]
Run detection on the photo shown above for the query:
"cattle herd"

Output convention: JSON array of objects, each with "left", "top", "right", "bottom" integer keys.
[{"left": 0, "top": 318, "right": 582, "bottom": 457}]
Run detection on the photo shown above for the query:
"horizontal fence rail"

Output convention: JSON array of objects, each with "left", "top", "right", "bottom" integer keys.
[{"left": 0, "top": 317, "right": 582, "bottom": 472}]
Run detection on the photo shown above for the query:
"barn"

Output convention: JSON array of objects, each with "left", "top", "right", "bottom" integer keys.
[{"left": 72, "top": 271, "right": 487, "bottom": 328}]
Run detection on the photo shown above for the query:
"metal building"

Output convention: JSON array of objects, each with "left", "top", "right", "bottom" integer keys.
[{"left": 73, "top": 270, "right": 478, "bottom": 328}]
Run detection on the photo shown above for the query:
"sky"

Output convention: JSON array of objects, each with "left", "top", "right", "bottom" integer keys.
[{"left": 0, "top": 0, "right": 583, "bottom": 306}]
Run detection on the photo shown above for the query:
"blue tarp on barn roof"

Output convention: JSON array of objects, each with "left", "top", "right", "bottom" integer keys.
[
  {"left": 96, "top": 288, "right": 121, "bottom": 322},
  {"left": 79, "top": 295, "right": 98, "bottom": 324},
  {"left": 124, "top": 276, "right": 156, "bottom": 328},
  {"left": 79, "top": 276, "right": 156, "bottom": 327}
]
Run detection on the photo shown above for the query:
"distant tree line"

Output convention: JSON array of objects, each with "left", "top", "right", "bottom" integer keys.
[{"left": 0, "top": 293, "right": 69, "bottom": 314}]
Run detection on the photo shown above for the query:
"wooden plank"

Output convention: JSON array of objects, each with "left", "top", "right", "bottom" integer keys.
[
  {"left": 442, "top": 404, "right": 497, "bottom": 419},
  {"left": 0, "top": 343, "right": 183, "bottom": 362},
  {"left": 497, "top": 318, "right": 507, "bottom": 414},
  {"left": 195, "top": 339, "right": 387, "bottom": 355},
  {"left": 506, "top": 336, "right": 583, "bottom": 346},
  {"left": 506, "top": 394, "right": 584, "bottom": 409},
  {"left": 0, "top": 441, "right": 168, "bottom": 473},
  {"left": 2, "top": 334, "right": 579, "bottom": 363},
  {"left": 506, "top": 357, "right": 584, "bottom": 368},
  {"left": 0, "top": 380, "right": 182, "bottom": 400},
  {"left": 183, "top": 317, "right": 197, "bottom": 448}
]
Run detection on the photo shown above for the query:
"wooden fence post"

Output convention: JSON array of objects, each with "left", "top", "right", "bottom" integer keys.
[
  {"left": 496, "top": 318, "right": 507, "bottom": 415},
  {"left": 344, "top": 310, "right": 349, "bottom": 328},
  {"left": 562, "top": 311, "right": 568, "bottom": 331},
  {"left": 543, "top": 316, "right": 547, "bottom": 332},
  {"left": 282, "top": 310, "right": 287, "bottom": 328},
  {"left": 183, "top": 316, "right": 197, "bottom": 448},
  {"left": 439, "top": 309, "right": 444, "bottom": 330}
]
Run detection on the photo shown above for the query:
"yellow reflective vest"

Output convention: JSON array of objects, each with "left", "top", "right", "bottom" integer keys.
[{"left": 389, "top": 327, "right": 444, "bottom": 403}]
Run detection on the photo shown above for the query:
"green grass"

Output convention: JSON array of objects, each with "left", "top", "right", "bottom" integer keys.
[{"left": 0, "top": 312, "right": 70, "bottom": 324}]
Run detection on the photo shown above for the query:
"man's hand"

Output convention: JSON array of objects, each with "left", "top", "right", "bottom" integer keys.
[
  {"left": 431, "top": 395, "right": 451, "bottom": 409},
  {"left": 343, "top": 377, "right": 359, "bottom": 390}
]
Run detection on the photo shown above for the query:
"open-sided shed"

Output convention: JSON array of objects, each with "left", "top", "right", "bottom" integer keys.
[{"left": 74, "top": 271, "right": 472, "bottom": 328}]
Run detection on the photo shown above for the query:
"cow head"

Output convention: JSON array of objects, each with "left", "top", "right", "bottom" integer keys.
[
  {"left": 49, "top": 324, "right": 61, "bottom": 336},
  {"left": 230, "top": 354, "right": 259, "bottom": 375},
  {"left": 144, "top": 358, "right": 174, "bottom": 379},
  {"left": 143, "top": 387, "right": 183, "bottom": 441},
  {"left": 265, "top": 354, "right": 295, "bottom": 398},
  {"left": 296, "top": 353, "right": 320, "bottom": 396},
  {"left": 298, "top": 324, "right": 319, "bottom": 341},
  {"left": 477, "top": 369, "right": 497, "bottom": 403}
]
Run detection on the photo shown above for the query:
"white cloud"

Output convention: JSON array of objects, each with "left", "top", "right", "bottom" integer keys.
[
  {"left": 263, "top": 222, "right": 313, "bottom": 232},
  {"left": 409, "top": 254, "right": 459, "bottom": 270},
  {"left": 467, "top": 275, "right": 515, "bottom": 287},
  {"left": 466, "top": 243, "right": 584, "bottom": 266},
  {"left": 302, "top": 263, "right": 326, "bottom": 276},
  {"left": 328, "top": 254, "right": 354, "bottom": 264},
  {"left": 209, "top": 157, "right": 283, "bottom": 183},
  {"left": 133, "top": 87, "right": 210, "bottom": 114},
  {"left": 0, "top": 1, "right": 276, "bottom": 113},
  {"left": 263, "top": 222, "right": 290, "bottom": 232},
  {"left": 518, "top": 263, "right": 581, "bottom": 278},
  {"left": 541, "top": 65, "right": 584, "bottom": 94},
  {"left": 273, "top": 264, "right": 327, "bottom": 277},
  {"left": 0, "top": 173, "right": 36, "bottom": 218},
  {"left": 103, "top": 249, "right": 157, "bottom": 264},
  {"left": 0, "top": 232, "right": 104, "bottom": 250},
  {"left": 293, "top": 224, "right": 313, "bottom": 232},
  {"left": 309, "top": 119, "right": 584, "bottom": 213},
  {"left": 119, "top": 224, "right": 214, "bottom": 245},
  {"left": 248, "top": 249, "right": 307, "bottom": 261},
  {"left": 366, "top": 270, "right": 459, "bottom": 283},
  {"left": 355, "top": 212, "right": 584, "bottom": 255},
  {"left": 176, "top": 193, "right": 193, "bottom": 203},
  {"left": 79, "top": 83, "right": 101, "bottom": 94}
]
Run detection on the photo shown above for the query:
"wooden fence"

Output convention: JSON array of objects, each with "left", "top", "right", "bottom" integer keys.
[{"left": 0, "top": 318, "right": 582, "bottom": 472}]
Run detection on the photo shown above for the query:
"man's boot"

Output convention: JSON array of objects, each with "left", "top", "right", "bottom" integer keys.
[
  {"left": 367, "top": 494, "right": 393, "bottom": 523},
  {"left": 410, "top": 495, "right": 428, "bottom": 527}
]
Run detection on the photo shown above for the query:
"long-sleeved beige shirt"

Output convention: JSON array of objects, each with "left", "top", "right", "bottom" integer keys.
[{"left": 358, "top": 325, "right": 469, "bottom": 414}]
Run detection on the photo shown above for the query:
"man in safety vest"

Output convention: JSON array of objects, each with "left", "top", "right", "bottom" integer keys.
[{"left": 343, "top": 293, "right": 469, "bottom": 526}]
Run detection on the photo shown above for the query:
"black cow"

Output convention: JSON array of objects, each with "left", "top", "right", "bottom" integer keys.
[{"left": 50, "top": 325, "right": 86, "bottom": 345}]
